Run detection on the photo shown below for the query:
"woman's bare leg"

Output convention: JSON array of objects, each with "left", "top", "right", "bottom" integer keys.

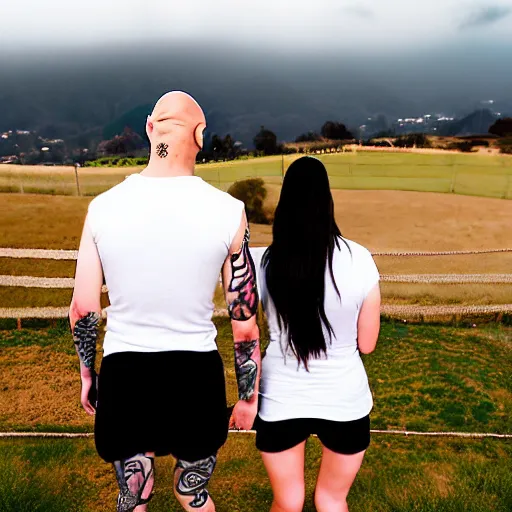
[
  {"left": 314, "top": 446, "right": 366, "bottom": 512},
  {"left": 260, "top": 441, "right": 306, "bottom": 512}
]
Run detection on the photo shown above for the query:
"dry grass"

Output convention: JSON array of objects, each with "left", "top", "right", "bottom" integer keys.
[
  {"left": 0, "top": 194, "right": 91, "bottom": 249},
  {"left": 381, "top": 283, "right": 512, "bottom": 306},
  {"left": 0, "top": 258, "right": 76, "bottom": 278},
  {"left": 2, "top": 190, "right": 511, "bottom": 254},
  {"left": 1, "top": 190, "right": 511, "bottom": 309},
  {"left": 257, "top": 187, "right": 512, "bottom": 252}
]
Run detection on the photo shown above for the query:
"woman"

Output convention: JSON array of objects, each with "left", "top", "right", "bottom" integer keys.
[{"left": 252, "top": 156, "right": 381, "bottom": 512}]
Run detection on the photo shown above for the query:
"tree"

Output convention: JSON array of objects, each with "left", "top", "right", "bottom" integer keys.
[
  {"left": 489, "top": 118, "right": 512, "bottom": 137},
  {"left": 254, "top": 126, "right": 279, "bottom": 155},
  {"left": 320, "top": 121, "right": 353, "bottom": 140},
  {"left": 394, "top": 133, "right": 431, "bottom": 148},
  {"left": 227, "top": 178, "right": 271, "bottom": 224},
  {"left": 295, "top": 131, "right": 322, "bottom": 143},
  {"left": 97, "top": 127, "right": 145, "bottom": 156},
  {"left": 222, "top": 134, "right": 234, "bottom": 158},
  {"left": 210, "top": 134, "right": 223, "bottom": 155}
]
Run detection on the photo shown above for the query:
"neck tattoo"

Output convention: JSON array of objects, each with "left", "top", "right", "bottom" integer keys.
[{"left": 156, "top": 142, "right": 169, "bottom": 158}]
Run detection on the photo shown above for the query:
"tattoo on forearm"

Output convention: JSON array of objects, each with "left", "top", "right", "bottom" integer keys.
[
  {"left": 114, "top": 454, "right": 154, "bottom": 512},
  {"left": 72, "top": 312, "right": 100, "bottom": 370},
  {"left": 175, "top": 455, "right": 217, "bottom": 508},
  {"left": 235, "top": 340, "right": 258, "bottom": 401},
  {"left": 228, "top": 228, "right": 258, "bottom": 321}
]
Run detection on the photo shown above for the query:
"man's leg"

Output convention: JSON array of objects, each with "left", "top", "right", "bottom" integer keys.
[
  {"left": 114, "top": 452, "right": 155, "bottom": 512},
  {"left": 173, "top": 454, "right": 217, "bottom": 511}
]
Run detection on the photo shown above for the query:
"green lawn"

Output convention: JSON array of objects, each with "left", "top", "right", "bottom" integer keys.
[
  {"left": 1, "top": 435, "right": 511, "bottom": 512},
  {"left": 0, "top": 319, "right": 510, "bottom": 434},
  {"left": 0, "top": 320, "right": 510, "bottom": 510},
  {"left": 1, "top": 152, "right": 511, "bottom": 198}
]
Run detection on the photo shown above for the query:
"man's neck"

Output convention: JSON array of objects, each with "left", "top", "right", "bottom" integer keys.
[{"left": 141, "top": 156, "right": 195, "bottom": 178}]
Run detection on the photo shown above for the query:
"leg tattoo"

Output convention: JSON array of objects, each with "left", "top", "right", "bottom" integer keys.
[
  {"left": 234, "top": 340, "right": 258, "bottom": 400},
  {"left": 228, "top": 228, "right": 258, "bottom": 321},
  {"left": 175, "top": 455, "right": 216, "bottom": 509},
  {"left": 72, "top": 312, "right": 100, "bottom": 370},
  {"left": 114, "top": 454, "right": 155, "bottom": 512}
]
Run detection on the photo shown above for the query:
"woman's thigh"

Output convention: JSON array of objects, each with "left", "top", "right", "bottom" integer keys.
[
  {"left": 316, "top": 445, "right": 366, "bottom": 499},
  {"left": 260, "top": 441, "right": 307, "bottom": 507}
]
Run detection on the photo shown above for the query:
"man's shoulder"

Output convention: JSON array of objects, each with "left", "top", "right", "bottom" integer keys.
[
  {"left": 196, "top": 178, "right": 245, "bottom": 211},
  {"left": 88, "top": 175, "right": 136, "bottom": 212}
]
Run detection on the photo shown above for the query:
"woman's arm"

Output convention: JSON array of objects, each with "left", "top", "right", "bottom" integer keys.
[{"left": 357, "top": 283, "right": 381, "bottom": 354}]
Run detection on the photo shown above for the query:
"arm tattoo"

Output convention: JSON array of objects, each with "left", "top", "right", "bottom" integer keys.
[
  {"left": 228, "top": 228, "right": 258, "bottom": 321},
  {"left": 72, "top": 312, "right": 100, "bottom": 370},
  {"left": 234, "top": 340, "right": 258, "bottom": 401},
  {"left": 175, "top": 455, "right": 217, "bottom": 509}
]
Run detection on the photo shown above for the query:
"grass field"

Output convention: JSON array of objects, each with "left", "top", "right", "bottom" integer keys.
[
  {"left": 1, "top": 436, "right": 511, "bottom": 512},
  {"left": 0, "top": 319, "right": 510, "bottom": 511},
  {"left": 1, "top": 151, "right": 511, "bottom": 198},
  {"left": 1, "top": 152, "right": 511, "bottom": 510},
  {"left": 1, "top": 319, "right": 510, "bottom": 434}
]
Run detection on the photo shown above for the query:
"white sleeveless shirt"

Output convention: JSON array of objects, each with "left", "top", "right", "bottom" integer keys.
[
  {"left": 251, "top": 240, "right": 380, "bottom": 422},
  {"left": 87, "top": 174, "right": 244, "bottom": 357}
]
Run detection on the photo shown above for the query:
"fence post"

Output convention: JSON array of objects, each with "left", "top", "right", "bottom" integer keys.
[
  {"left": 74, "top": 164, "right": 81, "bottom": 196},
  {"left": 449, "top": 160, "right": 458, "bottom": 194}
]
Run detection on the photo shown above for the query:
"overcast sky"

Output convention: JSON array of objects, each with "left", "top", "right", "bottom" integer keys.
[{"left": 3, "top": 0, "right": 512, "bottom": 54}]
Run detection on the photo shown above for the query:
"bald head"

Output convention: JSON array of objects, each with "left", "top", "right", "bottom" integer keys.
[{"left": 147, "top": 91, "right": 206, "bottom": 164}]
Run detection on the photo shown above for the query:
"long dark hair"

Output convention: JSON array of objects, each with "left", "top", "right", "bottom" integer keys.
[{"left": 262, "top": 156, "right": 345, "bottom": 369}]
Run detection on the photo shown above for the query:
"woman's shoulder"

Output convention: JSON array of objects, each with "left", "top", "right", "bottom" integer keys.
[{"left": 337, "top": 238, "right": 373, "bottom": 258}]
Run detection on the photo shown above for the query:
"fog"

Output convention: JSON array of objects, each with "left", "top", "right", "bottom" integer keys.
[{"left": 1, "top": 1, "right": 511, "bottom": 143}]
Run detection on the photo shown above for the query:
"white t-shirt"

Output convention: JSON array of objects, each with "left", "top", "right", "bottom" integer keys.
[
  {"left": 87, "top": 174, "right": 244, "bottom": 357},
  {"left": 251, "top": 239, "right": 380, "bottom": 422}
]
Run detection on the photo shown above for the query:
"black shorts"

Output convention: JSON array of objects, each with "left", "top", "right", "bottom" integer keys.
[
  {"left": 95, "top": 350, "right": 228, "bottom": 463},
  {"left": 255, "top": 414, "right": 370, "bottom": 455}
]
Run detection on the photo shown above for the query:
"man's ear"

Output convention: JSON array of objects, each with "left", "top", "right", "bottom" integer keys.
[
  {"left": 194, "top": 123, "right": 206, "bottom": 149},
  {"left": 146, "top": 116, "right": 154, "bottom": 139}
]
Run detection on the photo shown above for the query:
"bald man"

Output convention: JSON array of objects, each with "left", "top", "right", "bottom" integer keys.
[{"left": 69, "top": 92, "right": 260, "bottom": 511}]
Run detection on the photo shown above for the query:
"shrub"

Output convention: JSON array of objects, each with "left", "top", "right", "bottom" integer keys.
[
  {"left": 498, "top": 138, "right": 512, "bottom": 154},
  {"left": 227, "top": 178, "right": 271, "bottom": 225},
  {"left": 394, "top": 133, "right": 432, "bottom": 148}
]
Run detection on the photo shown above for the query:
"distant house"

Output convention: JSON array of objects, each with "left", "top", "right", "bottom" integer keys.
[{"left": 0, "top": 155, "right": 17, "bottom": 164}]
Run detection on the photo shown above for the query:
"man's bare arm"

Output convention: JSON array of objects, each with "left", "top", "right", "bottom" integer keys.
[
  {"left": 69, "top": 217, "right": 103, "bottom": 414},
  {"left": 222, "top": 212, "right": 260, "bottom": 420}
]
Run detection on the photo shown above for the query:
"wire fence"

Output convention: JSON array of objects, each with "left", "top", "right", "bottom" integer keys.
[
  {"left": 1, "top": 151, "right": 511, "bottom": 198},
  {"left": 2, "top": 304, "right": 512, "bottom": 321},
  {"left": 2, "top": 247, "right": 512, "bottom": 260},
  {"left": 2, "top": 246, "right": 512, "bottom": 321},
  {"left": 1, "top": 430, "right": 510, "bottom": 439},
  {"left": 2, "top": 274, "right": 512, "bottom": 289}
]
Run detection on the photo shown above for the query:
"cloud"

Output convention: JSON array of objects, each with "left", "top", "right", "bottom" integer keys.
[
  {"left": 343, "top": 4, "right": 375, "bottom": 19},
  {"left": 459, "top": 5, "right": 511, "bottom": 29}
]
